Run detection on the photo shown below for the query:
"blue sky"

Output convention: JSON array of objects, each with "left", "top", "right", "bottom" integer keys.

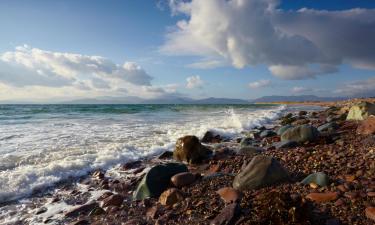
[{"left": 0, "top": 0, "right": 374, "bottom": 101}]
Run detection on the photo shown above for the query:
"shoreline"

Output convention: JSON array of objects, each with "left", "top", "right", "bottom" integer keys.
[{"left": 0, "top": 102, "right": 374, "bottom": 225}]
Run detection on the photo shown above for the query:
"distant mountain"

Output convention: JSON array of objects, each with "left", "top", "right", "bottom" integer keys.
[{"left": 250, "top": 95, "right": 347, "bottom": 103}]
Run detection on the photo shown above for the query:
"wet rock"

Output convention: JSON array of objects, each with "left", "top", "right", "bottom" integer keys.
[
  {"left": 318, "top": 122, "right": 338, "bottom": 132},
  {"left": 171, "top": 172, "right": 196, "bottom": 188},
  {"left": 365, "top": 207, "right": 375, "bottom": 221},
  {"left": 69, "top": 219, "right": 89, "bottom": 225},
  {"left": 210, "top": 203, "right": 240, "bottom": 225},
  {"left": 201, "top": 131, "right": 222, "bottom": 143},
  {"left": 102, "top": 194, "right": 124, "bottom": 207},
  {"left": 281, "top": 117, "right": 296, "bottom": 126},
  {"left": 159, "top": 188, "right": 184, "bottom": 206},
  {"left": 133, "top": 163, "right": 188, "bottom": 200},
  {"left": 35, "top": 207, "right": 47, "bottom": 215},
  {"left": 357, "top": 116, "right": 375, "bottom": 135},
  {"left": 306, "top": 192, "right": 338, "bottom": 203},
  {"left": 158, "top": 151, "right": 173, "bottom": 159},
  {"left": 301, "top": 172, "right": 329, "bottom": 187},
  {"left": 292, "top": 119, "right": 310, "bottom": 126},
  {"left": 259, "top": 130, "right": 276, "bottom": 138},
  {"left": 121, "top": 160, "right": 142, "bottom": 170},
  {"left": 88, "top": 207, "right": 105, "bottom": 216},
  {"left": 233, "top": 155, "right": 289, "bottom": 190},
  {"left": 92, "top": 170, "right": 105, "bottom": 179},
  {"left": 236, "top": 146, "right": 263, "bottom": 155},
  {"left": 65, "top": 201, "right": 99, "bottom": 217},
  {"left": 281, "top": 124, "right": 319, "bottom": 143},
  {"left": 299, "top": 111, "right": 307, "bottom": 116},
  {"left": 240, "top": 137, "right": 254, "bottom": 147},
  {"left": 346, "top": 101, "right": 375, "bottom": 120},
  {"left": 273, "top": 140, "right": 298, "bottom": 149},
  {"left": 173, "top": 135, "right": 212, "bottom": 164},
  {"left": 276, "top": 125, "right": 293, "bottom": 136},
  {"left": 216, "top": 187, "right": 241, "bottom": 204}
]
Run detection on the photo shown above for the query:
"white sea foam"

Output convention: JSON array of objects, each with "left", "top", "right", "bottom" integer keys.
[{"left": 0, "top": 105, "right": 287, "bottom": 204}]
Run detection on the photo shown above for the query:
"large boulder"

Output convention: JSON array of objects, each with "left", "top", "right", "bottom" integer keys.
[
  {"left": 276, "top": 125, "right": 293, "bottom": 136},
  {"left": 346, "top": 102, "right": 375, "bottom": 120},
  {"left": 233, "top": 155, "right": 289, "bottom": 190},
  {"left": 173, "top": 135, "right": 212, "bottom": 164},
  {"left": 272, "top": 140, "right": 298, "bottom": 149},
  {"left": 281, "top": 124, "right": 319, "bottom": 143},
  {"left": 133, "top": 163, "right": 188, "bottom": 200},
  {"left": 357, "top": 116, "right": 375, "bottom": 135}
]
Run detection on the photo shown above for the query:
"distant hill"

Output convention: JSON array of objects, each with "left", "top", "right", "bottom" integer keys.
[{"left": 250, "top": 95, "right": 347, "bottom": 103}]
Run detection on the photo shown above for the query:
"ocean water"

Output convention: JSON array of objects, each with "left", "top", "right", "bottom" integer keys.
[{"left": 0, "top": 104, "right": 287, "bottom": 204}]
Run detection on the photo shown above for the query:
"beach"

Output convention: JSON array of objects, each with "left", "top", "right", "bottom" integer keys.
[{"left": 0, "top": 101, "right": 374, "bottom": 225}]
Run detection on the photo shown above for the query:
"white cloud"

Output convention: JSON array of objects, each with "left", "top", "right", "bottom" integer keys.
[
  {"left": 248, "top": 79, "right": 271, "bottom": 88},
  {"left": 0, "top": 45, "right": 178, "bottom": 101},
  {"left": 335, "top": 77, "right": 375, "bottom": 97},
  {"left": 161, "top": 0, "right": 375, "bottom": 79},
  {"left": 291, "top": 86, "right": 313, "bottom": 94},
  {"left": 186, "top": 75, "right": 204, "bottom": 89}
]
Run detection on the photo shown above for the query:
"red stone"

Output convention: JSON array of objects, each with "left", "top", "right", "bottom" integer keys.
[
  {"left": 357, "top": 116, "right": 375, "bottom": 135},
  {"left": 306, "top": 192, "right": 338, "bottom": 203},
  {"left": 216, "top": 187, "right": 241, "bottom": 203},
  {"left": 365, "top": 207, "right": 375, "bottom": 221}
]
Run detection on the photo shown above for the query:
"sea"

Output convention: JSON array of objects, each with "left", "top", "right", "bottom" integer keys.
[{"left": 0, "top": 103, "right": 293, "bottom": 205}]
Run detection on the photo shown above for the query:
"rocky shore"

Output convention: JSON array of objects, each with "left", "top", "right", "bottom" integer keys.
[{"left": 2, "top": 100, "right": 375, "bottom": 225}]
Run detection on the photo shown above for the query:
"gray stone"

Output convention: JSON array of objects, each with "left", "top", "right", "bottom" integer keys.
[
  {"left": 259, "top": 130, "right": 276, "bottom": 138},
  {"left": 318, "top": 122, "right": 338, "bottom": 132},
  {"left": 133, "top": 163, "right": 188, "bottom": 200},
  {"left": 240, "top": 137, "right": 254, "bottom": 147},
  {"left": 281, "top": 124, "right": 319, "bottom": 143},
  {"left": 277, "top": 125, "right": 293, "bottom": 136},
  {"left": 301, "top": 172, "right": 329, "bottom": 187},
  {"left": 233, "top": 155, "right": 289, "bottom": 190},
  {"left": 273, "top": 140, "right": 298, "bottom": 149},
  {"left": 236, "top": 146, "right": 263, "bottom": 155}
]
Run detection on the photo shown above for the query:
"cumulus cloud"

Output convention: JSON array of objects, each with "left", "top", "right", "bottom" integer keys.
[
  {"left": 291, "top": 86, "right": 313, "bottom": 94},
  {"left": 248, "top": 79, "right": 271, "bottom": 88},
  {"left": 0, "top": 45, "right": 178, "bottom": 101},
  {"left": 186, "top": 75, "right": 204, "bottom": 89},
  {"left": 161, "top": 0, "right": 375, "bottom": 79},
  {"left": 335, "top": 77, "right": 375, "bottom": 97}
]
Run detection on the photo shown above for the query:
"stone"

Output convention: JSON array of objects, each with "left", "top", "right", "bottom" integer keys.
[
  {"left": 318, "top": 122, "right": 338, "bottom": 132},
  {"left": 201, "top": 131, "right": 222, "bottom": 143},
  {"left": 236, "top": 146, "right": 263, "bottom": 155},
  {"left": 210, "top": 203, "right": 240, "bottom": 225},
  {"left": 240, "top": 137, "right": 254, "bottom": 147},
  {"left": 277, "top": 125, "right": 293, "bottom": 135},
  {"left": 259, "top": 130, "right": 276, "bottom": 138},
  {"left": 301, "top": 172, "right": 330, "bottom": 187},
  {"left": 281, "top": 116, "right": 296, "bottom": 126},
  {"left": 171, "top": 172, "right": 196, "bottom": 188},
  {"left": 121, "top": 160, "right": 142, "bottom": 170},
  {"left": 357, "top": 116, "right": 375, "bottom": 135},
  {"left": 306, "top": 192, "right": 338, "bottom": 203},
  {"left": 173, "top": 135, "right": 212, "bottom": 164},
  {"left": 92, "top": 170, "right": 105, "bottom": 179},
  {"left": 365, "top": 207, "right": 375, "bottom": 221},
  {"left": 233, "top": 155, "right": 289, "bottom": 191},
  {"left": 65, "top": 202, "right": 99, "bottom": 217},
  {"left": 292, "top": 119, "right": 310, "bottom": 126},
  {"left": 216, "top": 187, "right": 241, "bottom": 204},
  {"left": 281, "top": 124, "right": 319, "bottom": 143},
  {"left": 159, "top": 188, "right": 184, "bottom": 206},
  {"left": 69, "top": 219, "right": 89, "bottom": 225},
  {"left": 133, "top": 163, "right": 188, "bottom": 200},
  {"left": 299, "top": 111, "right": 307, "bottom": 116},
  {"left": 273, "top": 140, "right": 298, "bottom": 149},
  {"left": 158, "top": 151, "right": 173, "bottom": 159},
  {"left": 102, "top": 194, "right": 124, "bottom": 207},
  {"left": 346, "top": 102, "right": 375, "bottom": 120}
]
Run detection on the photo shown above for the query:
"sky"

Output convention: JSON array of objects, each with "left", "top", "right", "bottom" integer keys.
[{"left": 0, "top": 0, "right": 374, "bottom": 102}]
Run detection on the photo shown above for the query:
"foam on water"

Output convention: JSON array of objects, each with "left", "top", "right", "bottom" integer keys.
[{"left": 0, "top": 104, "right": 286, "bottom": 204}]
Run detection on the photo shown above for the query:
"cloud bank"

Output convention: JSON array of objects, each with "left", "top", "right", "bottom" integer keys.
[
  {"left": 248, "top": 79, "right": 271, "bottom": 88},
  {"left": 335, "top": 77, "right": 375, "bottom": 97},
  {"left": 161, "top": 0, "right": 375, "bottom": 79},
  {"left": 186, "top": 75, "right": 204, "bottom": 89}
]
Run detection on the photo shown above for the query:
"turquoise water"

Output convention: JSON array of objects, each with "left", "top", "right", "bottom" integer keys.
[{"left": 0, "top": 104, "right": 286, "bottom": 203}]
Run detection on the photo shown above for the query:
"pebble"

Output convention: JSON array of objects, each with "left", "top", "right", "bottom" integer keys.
[
  {"left": 216, "top": 187, "right": 241, "bottom": 203},
  {"left": 159, "top": 188, "right": 184, "bottom": 206},
  {"left": 306, "top": 192, "right": 338, "bottom": 203},
  {"left": 365, "top": 207, "right": 375, "bottom": 221},
  {"left": 210, "top": 203, "right": 240, "bottom": 225},
  {"left": 102, "top": 194, "right": 124, "bottom": 207},
  {"left": 171, "top": 172, "right": 196, "bottom": 188}
]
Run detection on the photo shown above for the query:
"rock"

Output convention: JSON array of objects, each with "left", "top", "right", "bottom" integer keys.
[
  {"left": 216, "top": 187, "right": 241, "bottom": 204},
  {"left": 301, "top": 172, "right": 330, "bottom": 187},
  {"left": 159, "top": 188, "right": 184, "bottom": 206},
  {"left": 69, "top": 219, "right": 89, "bottom": 225},
  {"left": 171, "top": 172, "right": 196, "bottom": 187},
  {"left": 281, "top": 124, "right": 319, "bottom": 143},
  {"left": 233, "top": 155, "right": 289, "bottom": 190},
  {"left": 346, "top": 102, "right": 375, "bottom": 120},
  {"left": 92, "top": 170, "right": 105, "bottom": 179},
  {"left": 158, "top": 151, "right": 173, "bottom": 159},
  {"left": 121, "top": 160, "right": 142, "bottom": 170},
  {"left": 318, "top": 122, "right": 338, "bottom": 132},
  {"left": 102, "top": 194, "right": 124, "bottom": 207},
  {"left": 281, "top": 116, "right": 296, "bottom": 126},
  {"left": 173, "top": 135, "right": 212, "bottom": 164},
  {"left": 357, "top": 116, "right": 375, "bottom": 135},
  {"left": 365, "top": 207, "right": 375, "bottom": 221},
  {"left": 236, "top": 146, "right": 263, "bottom": 155},
  {"left": 65, "top": 202, "right": 99, "bottom": 217},
  {"left": 240, "top": 137, "right": 254, "bottom": 147},
  {"left": 272, "top": 140, "right": 298, "bottom": 149},
  {"left": 133, "top": 163, "right": 188, "bottom": 200},
  {"left": 306, "top": 192, "right": 338, "bottom": 203},
  {"left": 201, "top": 131, "right": 222, "bottom": 143},
  {"left": 277, "top": 125, "right": 293, "bottom": 135},
  {"left": 210, "top": 203, "right": 240, "bottom": 225},
  {"left": 292, "top": 119, "right": 310, "bottom": 126},
  {"left": 259, "top": 130, "right": 276, "bottom": 138},
  {"left": 299, "top": 111, "right": 307, "bottom": 116}
]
